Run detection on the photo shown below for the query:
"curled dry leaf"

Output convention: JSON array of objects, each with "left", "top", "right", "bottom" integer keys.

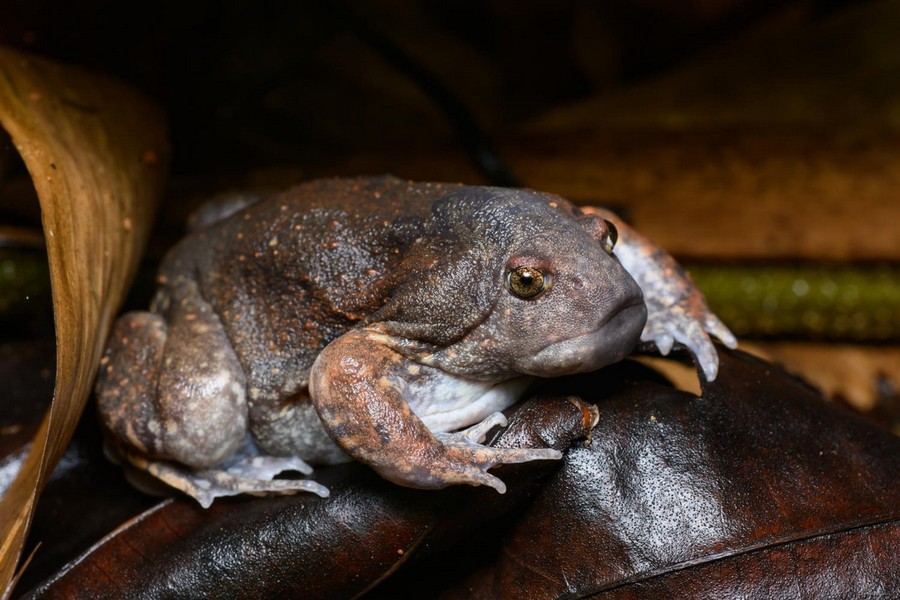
[{"left": 0, "top": 47, "right": 168, "bottom": 595}]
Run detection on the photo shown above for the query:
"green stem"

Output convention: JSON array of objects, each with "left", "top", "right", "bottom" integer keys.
[{"left": 688, "top": 263, "right": 900, "bottom": 341}]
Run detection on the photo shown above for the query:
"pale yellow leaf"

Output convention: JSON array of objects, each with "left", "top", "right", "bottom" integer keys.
[{"left": 0, "top": 47, "right": 168, "bottom": 595}]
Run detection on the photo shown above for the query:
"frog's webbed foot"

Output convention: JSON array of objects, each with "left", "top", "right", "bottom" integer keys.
[
  {"left": 450, "top": 411, "right": 509, "bottom": 443},
  {"left": 128, "top": 453, "right": 329, "bottom": 509},
  {"left": 642, "top": 289, "right": 738, "bottom": 382},
  {"left": 432, "top": 412, "right": 563, "bottom": 493},
  {"left": 225, "top": 454, "right": 314, "bottom": 480}
]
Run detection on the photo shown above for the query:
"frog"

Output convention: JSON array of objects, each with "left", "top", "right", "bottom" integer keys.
[{"left": 96, "top": 176, "right": 736, "bottom": 507}]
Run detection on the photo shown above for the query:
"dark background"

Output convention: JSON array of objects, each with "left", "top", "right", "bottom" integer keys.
[{"left": 0, "top": 0, "right": 876, "bottom": 180}]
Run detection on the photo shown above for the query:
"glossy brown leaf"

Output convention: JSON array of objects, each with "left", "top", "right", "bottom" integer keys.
[
  {"left": 19, "top": 349, "right": 900, "bottom": 597},
  {"left": 468, "top": 349, "right": 899, "bottom": 599},
  {"left": 24, "top": 397, "right": 594, "bottom": 599},
  {"left": 0, "top": 47, "right": 168, "bottom": 595}
]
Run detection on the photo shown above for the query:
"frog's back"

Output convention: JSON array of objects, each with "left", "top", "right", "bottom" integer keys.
[{"left": 156, "top": 176, "right": 461, "bottom": 399}]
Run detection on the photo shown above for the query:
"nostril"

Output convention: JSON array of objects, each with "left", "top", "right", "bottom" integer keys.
[{"left": 572, "top": 277, "right": 585, "bottom": 290}]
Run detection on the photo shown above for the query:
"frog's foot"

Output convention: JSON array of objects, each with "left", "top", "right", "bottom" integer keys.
[
  {"left": 429, "top": 434, "right": 562, "bottom": 494},
  {"left": 642, "top": 297, "right": 737, "bottom": 382},
  {"left": 452, "top": 411, "right": 509, "bottom": 443},
  {"left": 426, "top": 412, "right": 563, "bottom": 494},
  {"left": 129, "top": 454, "right": 329, "bottom": 509},
  {"left": 225, "top": 454, "right": 314, "bottom": 480}
]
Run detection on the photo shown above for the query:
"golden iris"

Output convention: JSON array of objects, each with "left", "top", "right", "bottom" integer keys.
[{"left": 507, "top": 266, "right": 547, "bottom": 299}]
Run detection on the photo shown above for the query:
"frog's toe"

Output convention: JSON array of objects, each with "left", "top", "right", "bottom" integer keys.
[
  {"left": 435, "top": 437, "right": 562, "bottom": 483},
  {"left": 226, "top": 455, "right": 314, "bottom": 479},
  {"left": 449, "top": 446, "right": 567, "bottom": 493},
  {"left": 677, "top": 312, "right": 737, "bottom": 381},
  {"left": 642, "top": 303, "right": 735, "bottom": 382},
  {"left": 455, "top": 412, "right": 508, "bottom": 444},
  {"left": 705, "top": 313, "right": 738, "bottom": 349},
  {"left": 666, "top": 316, "right": 719, "bottom": 381},
  {"left": 451, "top": 466, "right": 509, "bottom": 494},
  {"left": 685, "top": 333, "right": 720, "bottom": 382},
  {"left": 650, "top": 331, "right": 676, "bottom": 355},
  {"left": 392, "top": 435, "right": 563, "bottom": 493},
  {"left": 195, "top": 475, "right": 331, "bottom": 508},
  {"left": 134, "top": 456, "right": 329, "bottom": 508}
]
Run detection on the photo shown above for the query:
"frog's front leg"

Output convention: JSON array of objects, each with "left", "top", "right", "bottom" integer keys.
[
  {"left": 583, "top": 207, "right": 737, "bottom": 381},
  {"left": 308, "top": 329, "right": 562, "bottom": 493}
]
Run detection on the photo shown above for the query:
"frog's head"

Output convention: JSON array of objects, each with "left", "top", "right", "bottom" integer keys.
[{"left": 369, "top": 186, "right": 647, "bottom": 379}]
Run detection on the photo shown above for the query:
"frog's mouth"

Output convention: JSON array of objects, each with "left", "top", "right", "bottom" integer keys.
[{"left": 516, "top": 301, "right": 647, "bottom": 376}]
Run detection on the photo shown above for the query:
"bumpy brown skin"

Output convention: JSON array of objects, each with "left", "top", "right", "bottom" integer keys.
[{"left": 96, "top": 176, "right": 667, "bottom": 505}]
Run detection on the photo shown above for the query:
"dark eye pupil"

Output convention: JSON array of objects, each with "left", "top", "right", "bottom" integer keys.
[{"left": 507, "top": 266, "right": 546, "bottom": 299}]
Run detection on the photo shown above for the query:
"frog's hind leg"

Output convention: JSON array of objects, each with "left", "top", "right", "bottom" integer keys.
[
  {"left": 97, "top": 300, "right": 327, "bottom": 506},
  {"left": 97, "top": 308, "right": 248, "bottom": 468}
]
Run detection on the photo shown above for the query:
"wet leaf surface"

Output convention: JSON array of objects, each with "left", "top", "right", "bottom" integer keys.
[
  {"left": 450, "top": 349, "right": 899, "bottom": 599},
  {"left": 19, "top": 349, "right": 899, "bottom": 598}
]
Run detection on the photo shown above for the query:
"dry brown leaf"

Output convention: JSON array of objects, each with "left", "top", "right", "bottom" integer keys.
[{"left": 0, "top": 47, "right": 168, "bottom": 595}]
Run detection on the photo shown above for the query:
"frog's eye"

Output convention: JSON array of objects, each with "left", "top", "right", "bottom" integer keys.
[
  {"left": 506, "top": 266, "right": 550, "bottom": 299},
  {"left": 601, "top": 219, "right": 618, "bottom": 254}
]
